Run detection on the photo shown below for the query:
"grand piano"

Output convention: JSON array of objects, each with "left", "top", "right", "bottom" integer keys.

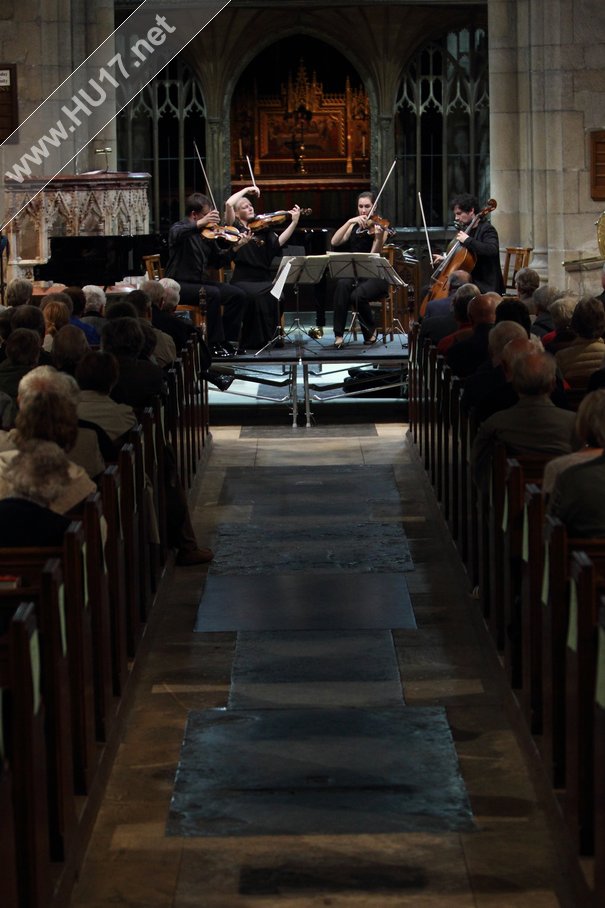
[{"left": 34, "top": 234, "right": 166, "bottom": 288}]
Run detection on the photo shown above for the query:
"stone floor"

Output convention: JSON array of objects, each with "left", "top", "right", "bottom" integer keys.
[{"left": 69, "top": 424, "right": 586, "bottom": 907}]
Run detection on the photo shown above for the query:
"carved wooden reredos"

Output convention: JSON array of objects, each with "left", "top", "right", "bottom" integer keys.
[{"left": 231, "top": 60, "right": 370, "bottom": 180}]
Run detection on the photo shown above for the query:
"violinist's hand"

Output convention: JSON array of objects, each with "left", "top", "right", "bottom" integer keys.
[
  {"left": 289, "top": 204, "right": 301, "bottom": 225},
  {"left": 197, "top": 209, "right": 220, "bottom": 229},
  {"left": 234, "top": 229, "right": 252, "bottom": 248},
  {"left": 248, "top": 185, "right": 261, "bottom": 199}
]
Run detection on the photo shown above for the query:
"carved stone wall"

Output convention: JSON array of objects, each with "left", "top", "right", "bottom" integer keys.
[{"left": 4, "top": 172, "right": 150, "bottom": 280}]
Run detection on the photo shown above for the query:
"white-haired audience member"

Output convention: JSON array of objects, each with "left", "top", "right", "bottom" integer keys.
[
  {"left": 0, "top": 441, "right": 72, "bottom": 545},
  {"left": 81, "top": 285, "right": 107, "bottom": 335}
]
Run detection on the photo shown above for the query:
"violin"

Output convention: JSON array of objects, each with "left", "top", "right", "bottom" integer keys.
[
  {"left": 201, "top": 223, "right": 243, "bottom": 244},
  {"left": 247, "top": 208, "right": 312, "bottom": 233},
  {"left": 358, "top": 214, "right": 397, "bottom": 238}
]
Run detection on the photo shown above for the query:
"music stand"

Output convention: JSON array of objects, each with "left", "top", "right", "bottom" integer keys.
[{"left": 256, "top": 255, "right": 327, "bottom": 356}]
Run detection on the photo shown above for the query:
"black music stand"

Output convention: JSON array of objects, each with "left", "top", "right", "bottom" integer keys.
[{"left": 256, "top": 254, "right": 327, "bottom": 356}]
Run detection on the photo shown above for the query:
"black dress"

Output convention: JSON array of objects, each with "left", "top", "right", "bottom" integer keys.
[
  {"left": 331, "top": 229, "right": 388, "bottom": 340},
  {"left": 231, "top": 229, "right": 283, "bottom": 348}
]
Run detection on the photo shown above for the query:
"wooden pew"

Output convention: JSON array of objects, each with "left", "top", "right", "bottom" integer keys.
[
  {"left": 117, "top": 443, "right": 142, "bottom": 656},
  {"left": 519, "top": 482, "right": 546, "bottom": 735},
  {"left": 594, "top": 601, "right": 605, "bottom": 902},
  {"left": 0, "top": 602, "right": 52, "bottom": 908},
  {"left": 100, "top": 464, "right": 129, "bottom": 695},
  {"left": 129, "top": 424, "right": 152, "bottom": 620},
  {"left": 0, "top": 524, "right": 97, "bottom": 795},
  {"left": 448, "top": 375, "right": 463, "bottom": 541},
  {"left": 0, "top": 560, "right": 77, "bottom": 863},
  {"left": 541, "top": 519, "right": 605, "bottom": 790},
  {"left": 501, "top": 454, "right": 552, "bottom": 711},
  {"left": 0, "top": 753, "right": 19, "bottom": 908},
  {"left": 565, "top": 551, "right": 605, "bottom": 855}
]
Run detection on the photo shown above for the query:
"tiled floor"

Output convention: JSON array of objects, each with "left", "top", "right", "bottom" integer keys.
[{"left": 69, "top": 424, "right": 585, "bottom": 907}]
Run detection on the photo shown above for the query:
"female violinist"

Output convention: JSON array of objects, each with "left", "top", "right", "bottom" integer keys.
[
  {"left": 225, "top": 186, "right": 302, "bottom": 348},
  {"left": 330, "top": 191, "right": 388, "bottom": 348}
]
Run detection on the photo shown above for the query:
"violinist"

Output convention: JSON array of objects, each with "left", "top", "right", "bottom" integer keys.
[
  {"left": 225, "top": 187, "right": 302, "bottom": 349},
  {"left": 165, "top": 192, "right": 250, "bottom": 357},
  {"left": 330, "top": 191, "right": 387, "bottom": 348},
  {"left": 435, "top": 193, "right": 504, "bottom": 295}
]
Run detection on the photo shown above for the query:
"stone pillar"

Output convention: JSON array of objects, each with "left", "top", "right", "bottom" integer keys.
[{"left": 489, "top": 0, "right": 605, "bottom": 291}]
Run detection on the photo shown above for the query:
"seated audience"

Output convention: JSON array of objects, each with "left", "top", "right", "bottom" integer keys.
[
  {"left": 63, "top": 285, "right": 101, "bottom": 345},
  {"left": 446, "top": 292, "right": 499, "bottom": 378},
  {"left": 420, "top": 282, "right": 479, "bottom": 350},
  {"left": 460, "top": 320, "right": 528, "bottom": 418},
  {"left": 435, "top": 283, "right": 480, "bottom": 354},
  {"left": 51, "top": 324, "right": 90, "bottom": 376},
  {"left": 0, "top": 328, "right": 41, "bottom": 400},
  {"left": 530, "top": 285, "right": 561, "bottom": 339},
  {"left": 125, "top": 288, "right": 177, "bottom": 367},
  {"left": 555, "top": 295, "right": 605, "bottom": 387},
  {"left": 494, "top": 297, "right": 531, "bottom": 335},
  {"left": 471, "top": 347, "right": 576, "bottom": 491},
  {"left": 542, "top": 389, "right": 605, "bottom": 497},
  {"left": 5, "top": 277, "right": 33, "bottom": 308},
  {"left": 0, "top": 441, "right": 72, "bottom": 545},
  {"left": 423, "top": 269, "right": 472, "bottom": 320},
  {"left": 102, "top": 316, "right": 165, "bottom": 409},
  {"left": 81, "top": 285, "right": 107, "bottom": 335},
  {"left": 75, "top": 350, "right": 137, "bottom": 442},
  {"left": 542, "top": 294, "right": 578, "bottom": 354},
  {"left": 513, "top": 266, "right": 540, "bottom": 314},
  {"left": 0, "top": 379, "right": 96, "bottom": 513},
  {"left": 1, "top": 304, "right": 53, "bottom": 366},
  {"left": 41, "top": 298, "right": 70, "bottom": 351},
  {"left": 17, "top": 366, "right": 106, "bottom": 480}
]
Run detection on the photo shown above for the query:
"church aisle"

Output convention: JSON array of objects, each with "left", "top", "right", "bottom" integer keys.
[{"left": 68, "top": 425, "right": 581, "bottom": 907}]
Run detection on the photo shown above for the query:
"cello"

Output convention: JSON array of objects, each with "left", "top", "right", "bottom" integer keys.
[{"left": 419, "top": 198, "right": 497, "bottom": 318}]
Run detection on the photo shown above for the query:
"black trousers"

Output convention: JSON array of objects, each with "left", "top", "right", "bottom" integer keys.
[
  {"left": 178, "top": 281, "right": 248, "bottom": 344},
  {"left": 331, "top": 277, "right": 388, "bottom": 338}
]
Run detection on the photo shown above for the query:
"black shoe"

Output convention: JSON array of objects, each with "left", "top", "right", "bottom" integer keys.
[{"left": 235, "top": 345, "right": 247, "bottom": 356}]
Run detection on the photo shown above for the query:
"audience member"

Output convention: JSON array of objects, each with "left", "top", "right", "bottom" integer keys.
[
  {"left": 435, "top": 283, "right": 480, "bottom": 354},
  {"left": 81, "top": 285, "right": 107, "bottom": 335},
  {"left": 126, "top": 288, "right": 177, "bottom": 367},
  {"left": 51, "top": 324, "right": 90, "bottom": 376},
  {"left": 102, "top": 317, "right": 165, "bottom": 409},
  {"left": 5, "top": 277, "right": 33, "bottom": 308},
  {"left": 143, "top": 278, "right": 196, "bottom": 350},
  {"left": 555, "top": 295, "right": 605, "bottom": 387},
  {"left": 63, "top": 286, "right": 101, "bottom": 345},
  {"left": 471, "top": 348, "right": 576, "bottom": 491},
  {"left": 75, "top": 351, "right": 137, "bottom": 442},
  {"left": 530, "top": 285, "right": 560, "bottom": 338},
  {"left": 542, "top": 389, "right": 605, "bottom": 497},
  {"left": 0, "top": 328, "right": 41, "bottom": 400},
  {"left": 445, "top": 292, "right": 499, "bottom": 377},
  {"left": 0, "top": 378, "right": 96, "bottom": 513},
  {"left": 494, "top": 298, "right": 531, "bottom": 335},
  {"left": 423, "top": 269, "right": 471, "bottom": 319},
  {"left": 460, "top": 320, "right": 528, "bottom": 417},
  {"left": 17, "top": 366, "right": 106, "bottom": 479},
  {"left": 599, "top": 262, "right": 605, "bottom": 306},
  {"left": 419, "top": 282, "right": 479, "bottom": 349},
  {"left": 0, "top": 442, "right": 72, "bottom": 545},
  {"left": 41, "top": 298, "right": 70, "bottom": 351},
  {"left": 542, "top": 294, "right": 578, "bottom": 353},
  {"left": 514, "top": 267, "right": 540, "bottom": 314}
]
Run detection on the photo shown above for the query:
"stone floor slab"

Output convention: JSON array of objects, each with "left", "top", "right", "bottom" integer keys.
[{"left": 167, "top": 707, "right": 474, "bottom": 837}]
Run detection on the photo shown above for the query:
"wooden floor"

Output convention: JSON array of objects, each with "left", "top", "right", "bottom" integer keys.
[{"left": 68, "top": 424, "right": 586, "bottom": 907}]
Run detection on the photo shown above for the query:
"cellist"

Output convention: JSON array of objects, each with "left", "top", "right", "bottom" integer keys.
[{"left": 433, "top": 193, "right": 504, "bottom": 295}]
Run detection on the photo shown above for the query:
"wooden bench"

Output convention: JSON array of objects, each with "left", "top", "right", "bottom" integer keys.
[
  {"left": 0, "top": 602, "right": 52, "bottom": 908},
  {"left": 0, "top": 523, "right": 97, "bottom": 795},
  {"left": 0, "top": 560, "right": 77, "bottom": 864},
  {"left": 594, "top": 600, "right": 605, "bottom": 901}
]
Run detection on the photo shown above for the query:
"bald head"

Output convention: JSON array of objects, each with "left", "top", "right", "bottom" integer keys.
[
  {"left": 488, "top": 320, "right": 528, "bottom": 365},
  {"left": 500, "top": 337, "right": 534, "bottom": 380},
  {"left": 449, "top": 270, "right": 472, "bottom": 293},
  {"left": 468, "top": 293, "right": 498, "bottom": 326}
]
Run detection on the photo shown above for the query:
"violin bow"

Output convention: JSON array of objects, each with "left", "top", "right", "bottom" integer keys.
[
  {"left": 368, "top": 158, "right": 397, "bottom": 217},
  {"left": 245, "top": 155, "right": 259, "bottom": 193},
  {"left": 193, "top": 140, "right": 218, "bottom": 212},
  {"left": 417, "top": 191, "right": 434, "bottom": 267}
]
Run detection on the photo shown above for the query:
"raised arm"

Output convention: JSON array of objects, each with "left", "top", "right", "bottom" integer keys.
[{"left": 224, "top": 185, "right": 260, "bottom": 225}]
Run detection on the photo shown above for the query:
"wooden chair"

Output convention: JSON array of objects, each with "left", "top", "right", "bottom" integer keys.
[
  {"left": 142, "top": 254, "right": 164, "bottom": 281},
  {"left": 502, "top": 246, "right": 533, "bottom": 294},
  {"left": 594, "top": 599, "right": 605, "bottom": 901}
]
